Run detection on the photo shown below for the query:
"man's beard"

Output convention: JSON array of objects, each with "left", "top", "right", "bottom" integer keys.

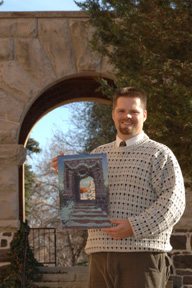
[{"left": 119, "top": 126, "right": 133, "bottom": 135}]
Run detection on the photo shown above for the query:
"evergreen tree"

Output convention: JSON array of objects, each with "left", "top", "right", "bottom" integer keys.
[
  {"left": 74, "top": 0, "right": 192, "bottom": 183},
  {"left": 0, "top": 222, "right": 41, "bottom": 288},
  {"left": 25, "top": 138, "right": 41, "bottom": 216},
  {"left": 63, "top": 102, "right": 116, "bottom": 153}
]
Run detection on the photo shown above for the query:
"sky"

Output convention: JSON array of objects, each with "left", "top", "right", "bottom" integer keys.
[
  {"left": 1, "top": 0, "right": 81, "bottom": 149},
  {"left": 0, "top": 0, "right": 80, "bottom": 12}
]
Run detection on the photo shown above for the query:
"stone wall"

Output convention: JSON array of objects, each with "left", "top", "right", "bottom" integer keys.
[
  {"left": 0, "top": 11, "right": 113, "bottom": 268},
  {"left": 170, "top": 229, "right": 192, "bottom": 288}
]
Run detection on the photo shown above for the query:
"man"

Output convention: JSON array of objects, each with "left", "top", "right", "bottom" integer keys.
[
  {"left": 84, "top": 87, "right": 185, "bottom": 288},
  {"left": 52, "top": 87, "right": 185, "bottom": 287}
]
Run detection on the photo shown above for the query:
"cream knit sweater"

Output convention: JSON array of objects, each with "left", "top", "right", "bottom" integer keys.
[{"left": 85, "top": 134, "right": 185, "bottom": 254}]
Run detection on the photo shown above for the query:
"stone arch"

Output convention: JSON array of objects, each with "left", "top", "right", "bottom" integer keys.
[
  {"left": 62, "top": 155, "right": 105, "bottom": 203},
  {"left": 19, "top": 76, "right": 114, "bottom": 146},
  {"left": 0, "top": 11, "right": 116, "bottom": 241},
  {"left": 18, "top": 75, "right": 114, "bottom": 221}
]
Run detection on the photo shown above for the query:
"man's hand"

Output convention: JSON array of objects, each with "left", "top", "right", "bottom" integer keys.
[
  {"left": 51, "top": 152, "right": 64, "bottom": 174},
  {"left": 101, "top": 219, "right": 133, "bottom": 240}
]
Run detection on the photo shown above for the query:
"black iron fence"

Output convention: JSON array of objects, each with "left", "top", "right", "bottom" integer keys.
[{"left": 29, "top": 227, "right": 56, "bottom": 266}]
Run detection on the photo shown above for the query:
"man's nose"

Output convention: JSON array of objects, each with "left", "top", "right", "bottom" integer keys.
[{"left": 126, "top": 113, "right": 132, "bottom": 118}]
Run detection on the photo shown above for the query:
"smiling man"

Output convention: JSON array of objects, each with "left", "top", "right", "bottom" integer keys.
[
  {"left": 85, "top": 87, "right": 185, "bottom": 288},
  {"left": 112, "top": 94, "right": 147, "bottom": 140}
]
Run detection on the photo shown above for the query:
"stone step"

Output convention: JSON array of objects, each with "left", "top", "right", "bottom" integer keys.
[
  {"left": 61, "top": 221, "right": 111, "bottom": 229},
  {"left": 35, "top": 266, "right": 88, "bottom": 288},
  {"left": 72, "top": 210, "right": 104, "bottom": 214},
  {"left": 73, "top": 207, "right": 102, "bottom": 211},
  {"left": 70, "top": 216, "right": 109, "bottom": 220},
  {"left": 73, "top": 204, "right": 96, "bottom": 207},
  {"left": 35, "top": 266, "right": 173, "bottom": 288},
  {"left": 35, "top": 282, "right": 87, "bottom": 288}
]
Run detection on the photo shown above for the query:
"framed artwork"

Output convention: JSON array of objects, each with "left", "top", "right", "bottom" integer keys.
[{"left": 57, "top": 153, "right": 111, "bottom": 230}]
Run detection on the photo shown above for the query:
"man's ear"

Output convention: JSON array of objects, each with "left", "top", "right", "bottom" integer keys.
[{"left": 144, "top": 110, "right": 147, "bottom": 122}]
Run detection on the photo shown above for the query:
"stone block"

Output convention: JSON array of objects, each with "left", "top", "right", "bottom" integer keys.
[
  {"left": 173, "top": 255, "right": 192, "bottom": 269},
  {"left": 0, "top": 19, "right": 15, "bottom": 37},
  {"left": 42, "top": 273, "right": 75, "bottom": 282},
  {"left": 1, "top": 239, "right": 7, "bottom": 247},
  {"left": 0, "top": 231, "right": 14, "bottom": 248},
  {"left": 38, "top": 18, "right": 76, "bottom": 78},
  {"left": 0, "top": 263, "right": 10, "bottom": 273},
  {"left": 176, "top": 270, "right": 192, "bottom": 275},
  {"left": 0, "top": 61, "right": 40, "bottom": 103},
  {"left": 69, "top": 19, "right": 102, "bottom": 73},
  {"left": 184, "top": 276, "right": 192, "bottom": 285},
  {"left": 76, "top": 272, "right": 89, "bottom": 282},
  {"left": 0, "top": 90, "right": 25, "bottom": 123},
  {"left": 0, "top": 167, "right": 17, "bottom": 191},
  {"left": 15, "top": 18, "right": 37, "bottom": 38},
  {"left": 170, "top": 235, "right": 187, "bottom": 250},
  {"left": 0, "top": 19, "right": 37, "bottom": 37},
  {"left": 166, "top": 280, "right": 173, "bottom": 288},
  {"left": 15, "top": 38, "right": 57, "bottom": 87},
  {"left": 0, "top": 220, "right": 20, "bottom": 232},
  {"left": 0, "top": 249, "right": 9, "bottom": 262},
  {"left": 35, "top": 282, "right": 88, "bottom": 288},
  {"left": 0, "top": 38, "right": 13, "bottom": 60},
  {"left": 0, "top": 191, "right": 18, "bottom": 219},
  {"left": 169, "top": 275, "right": 182, "bottom": 288},
  {"left": 0, "top": 144, "right": 26, "bottom": 166},
  {"left": 191, "top": 235, "right": 192, "bottom": 250},
  {"left": 2, "top": 232, "right": 12, "bottom": 237},
  {"left": 0, "top": 120, "right": 19, "bottom": 144}
]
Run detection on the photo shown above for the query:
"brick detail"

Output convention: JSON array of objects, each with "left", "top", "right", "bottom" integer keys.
[
  {"left": 0, "top": 249, "right": 10, "bottom": 262},
  {"left": 169, "top": 229, "right": 192, "bottom": 288},
  {"left": 183, "top": 276, "right": 192, "bottom": 285},
  {"left": 174, "top": 255, "right": 192, "bottom": 269},
  {"left": 170, "top": 235, "right": 187, "bottom": 250}
]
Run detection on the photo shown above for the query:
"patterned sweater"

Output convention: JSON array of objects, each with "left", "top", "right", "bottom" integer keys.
[{"left": 85, "top": 134, "right": 185, "bottom": 254}]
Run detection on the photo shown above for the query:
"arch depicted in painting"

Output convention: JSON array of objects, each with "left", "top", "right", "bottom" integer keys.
[
  {"left": 58, "top": 154, "right": 110, "bottom": 229},
  {"left": 63, "top": 156, "right": 105, "bottom": 207}
]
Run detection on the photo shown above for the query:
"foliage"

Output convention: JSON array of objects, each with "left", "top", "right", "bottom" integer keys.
[
  {"left": 60, "top": 102, "right": 116, "bottom": 153},
  {"left": 74, "top": 0, "right": 192, "bottom": 182},
  {"left": 25, "top": 138, "right": 41, "bottom": 216},
  {"left": 25, "top": 164, "right": 35, "bottom": 216},
  {"left": 26, "top": 138, "right": 41, "bottom": 158},
  {"left": 0, "top": 221, "right": 41, "bottom": 288}
]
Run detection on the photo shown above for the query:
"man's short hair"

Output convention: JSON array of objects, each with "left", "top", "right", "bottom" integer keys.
[{"left": 113, "top": 87, "right": 147, "bottom": 110}]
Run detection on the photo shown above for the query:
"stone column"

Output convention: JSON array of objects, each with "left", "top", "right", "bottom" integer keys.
[{"left": 0, "top": 144, "right": 26, "bottom": 268}]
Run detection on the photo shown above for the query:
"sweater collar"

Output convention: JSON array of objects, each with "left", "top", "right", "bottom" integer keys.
[{"left": 116, "top": 131, "right": 145, "bottom": 147}]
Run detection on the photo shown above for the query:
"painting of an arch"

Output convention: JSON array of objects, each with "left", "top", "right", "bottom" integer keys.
[{"left": 58, "top": 153, "right": 111, "bottom": 229}]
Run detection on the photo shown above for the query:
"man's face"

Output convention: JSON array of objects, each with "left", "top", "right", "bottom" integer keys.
[{"left": 112, "top": 97, "right": 147, "bottom": 141}]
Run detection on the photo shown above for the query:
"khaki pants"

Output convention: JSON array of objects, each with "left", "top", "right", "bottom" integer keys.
[{"left": 88, "top": 252, "right": 172, "bottom": 288}]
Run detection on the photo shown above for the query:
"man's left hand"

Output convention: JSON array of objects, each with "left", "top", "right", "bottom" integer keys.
[{"left": 101, "top": 219, "right": 133, "bottom": 240}]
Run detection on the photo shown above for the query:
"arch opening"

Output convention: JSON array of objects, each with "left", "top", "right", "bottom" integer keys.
[{"left": 19, "top": 76, "right": 114, "bottom": 221}]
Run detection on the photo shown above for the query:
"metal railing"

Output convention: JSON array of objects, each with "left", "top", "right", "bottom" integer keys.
[{"left": 29, "top": 227, "right": 56, "bottom": 266}]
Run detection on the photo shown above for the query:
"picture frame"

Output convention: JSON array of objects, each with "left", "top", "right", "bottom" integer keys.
[{"left": 57, "top": 153, "right": 111, "bottom": 229}]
